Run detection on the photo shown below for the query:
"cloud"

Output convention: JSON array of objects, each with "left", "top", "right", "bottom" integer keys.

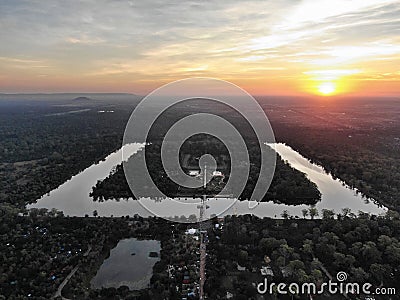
[
  {"left": 0, "top": 56, "right": 50, "bottom": 68},
  {"left": 236, "top": 56, "right": 266, "bottom": 62},
  {"left": 0, "top": 0, "right": 399, "bottom": 93},
  {"left": 303, "top": 69, "right": 362, "bottom": 81},
  {"left": 276, "top": 0, "right": 399, "bottom": 30},
  {"left": 65, "top": 36, "right": 105, "bottom": 45}
]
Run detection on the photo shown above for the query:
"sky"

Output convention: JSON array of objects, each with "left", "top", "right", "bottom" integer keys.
[{"left": 0, "top": 0, "right": 400, "bottom": 96}]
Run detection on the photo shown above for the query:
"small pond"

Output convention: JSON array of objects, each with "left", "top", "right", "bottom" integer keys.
[{"left": 90, "top": 238, "right": 160, "bottom": 290}]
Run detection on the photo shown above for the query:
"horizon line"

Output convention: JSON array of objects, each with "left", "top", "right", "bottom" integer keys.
[{"left": 0, "top": 92, "right": 399, "bottom": 100}]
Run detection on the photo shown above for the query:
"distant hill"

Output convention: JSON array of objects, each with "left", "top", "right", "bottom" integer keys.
[
  {"left": 0, "top": 93, "right": 139, "bottom": 102},
  {"left": 73, "top": 96, "right": 91, "bottom": 101}
]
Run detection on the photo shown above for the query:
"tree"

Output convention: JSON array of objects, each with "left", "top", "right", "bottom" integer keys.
[
  {"left": 385, "top": 210, "right": 400, "bottom": 220},
  {"left": 301, "top": 209, "right": 309, "bottom": 219},
  {"left": 350, "top": 267, "right": 369, "bottom": 283},
  {"left": 287, "top": 260, "right": 305, "bottom": 272},
  {"left": 281, "top": 210, "right": 289, "bottom": 220},
  {"left": 309, "top": 207, "right": 319, "bottom": 220},
  {"left": 238, "top": 250, "right": 248, "bottom": 265},
  {"left": 377, "top": 235, "right": 393, "bottom": 249},
  {"left": 369, "top": 264, "right": 391, "bottom": 284},
  {"left": 342, "top": 208, "right": 351, "bottom": 217},
  {"left": 301, "top": 239, "right": 314, "bottom": 257},
  {"left": 188, "top": 214, "right": 197, "bottom": 223},
  {"left": 287, "top": 260, "right": 307, "bottom": 282},
  {"left": 259, "top": 238, "right": 286, "bottom": 254},
  {"left": 361, "top": 241, "right": 381, "bottom": 263},
  {"left": 49, "top": 208, "right": 58, "bottom": 217},
  {"left": 310, "top": 269, "right": 323, "bottom": 281},
  {"left": 278, "top": 244, "right": 294, "bottom": 266},
  {"left": 322, "top": 209, "right": 335, "bottom": 220},
  {"left": 384, "top": 244, "right": 400, "bottom": 265}
]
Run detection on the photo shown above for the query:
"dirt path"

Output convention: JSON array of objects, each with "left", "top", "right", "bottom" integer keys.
[
  {"left": 199, "top": 240, "right": 206, "bottom": 299},
  {"left": 52, "top": 245, "right": 92, "bottom": 299}
]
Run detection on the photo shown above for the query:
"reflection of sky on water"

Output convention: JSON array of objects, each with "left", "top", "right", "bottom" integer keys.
[
  {"left": 28, "top": 143, "right": 386, "bottom": 219},
  {"left": 91, "top": 238, "right": 160, "bottom": 290}
]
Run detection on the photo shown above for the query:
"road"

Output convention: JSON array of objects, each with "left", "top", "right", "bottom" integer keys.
[
  {"left": 314, "top": 258, "right": 349, "bottom": 299},
  {"left": 53, "top": 265, "right": 79, "bottom": 300},
  {"left": 52, "top": 245, "right": 92, "bottom": 299},
  {"left": 199, "top": 240, "right": 206, "bottom": 299}
]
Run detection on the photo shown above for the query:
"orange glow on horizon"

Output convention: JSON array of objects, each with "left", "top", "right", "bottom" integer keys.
[{"left": 1, "top": 1, "right": 400, "bottom": 97}]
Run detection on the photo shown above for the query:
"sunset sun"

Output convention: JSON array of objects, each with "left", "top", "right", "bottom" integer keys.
[{"left": 317, "top": 82, "right": 336, "bottom": 96}]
